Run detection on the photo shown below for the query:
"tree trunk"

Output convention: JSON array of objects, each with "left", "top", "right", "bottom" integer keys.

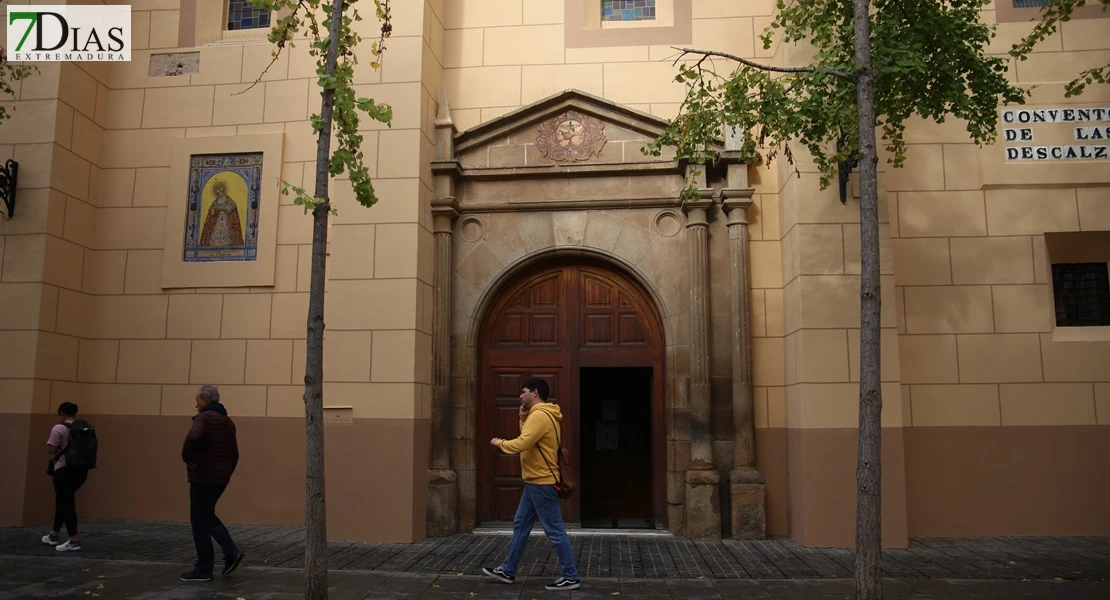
[
  {"left": 303, "top": 0, "right": 345, "bottom": 597},
  {"left": 852, "top": 0, "right": 883, "bottom": 599}
]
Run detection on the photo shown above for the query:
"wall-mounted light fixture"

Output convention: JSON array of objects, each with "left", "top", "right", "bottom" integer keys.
[
  {"left": 835, "top": 129, "right": 858, "bottom": 206},
  {"left": 0, "top": 159, "right": 17, "bottom": 219}
]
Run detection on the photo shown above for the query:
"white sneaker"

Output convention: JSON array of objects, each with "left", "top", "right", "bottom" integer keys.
[
  {"left": 41, "top": 534, "right": 61, "bottom": 546},
  {"left": 545, "top": 577, "right": 581, "bottom": 591},
  {"left": 56, "top": 540, "right": 81, "bottom": 552}
]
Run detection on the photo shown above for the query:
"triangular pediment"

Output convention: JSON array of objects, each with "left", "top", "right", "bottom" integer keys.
[{"left": 451, "top": 89, "right": 722, "bottom": 173}]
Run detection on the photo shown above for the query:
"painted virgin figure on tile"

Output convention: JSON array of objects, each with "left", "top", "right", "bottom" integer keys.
[{"left": 199, "top": 179, "right": 245, "bottom": 248}]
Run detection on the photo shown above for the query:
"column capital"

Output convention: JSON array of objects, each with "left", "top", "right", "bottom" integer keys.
[
  {"left": 431, "top": 198, "right": 460, "bottom": 234},
  {"left": 682, "top": 198, "right": 713, "bottom": 227},
  {"left": 721, "top": 189, "right": 754, "bottom": 227}
]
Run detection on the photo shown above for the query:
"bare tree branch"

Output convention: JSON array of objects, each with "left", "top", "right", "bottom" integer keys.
[
  {"left": 235, "top": 0, "right": 311, "bottom": 96},
  {"left": 672, "top": 46, "right": 855, "bottom": 82},
  {"left": 235, "top": 51, "right": 283, "bottom": 96}
]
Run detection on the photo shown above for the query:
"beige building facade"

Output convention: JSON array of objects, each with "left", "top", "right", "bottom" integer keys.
[{"left": 1, "top": 0, "right": 1108, "bottom": 547}]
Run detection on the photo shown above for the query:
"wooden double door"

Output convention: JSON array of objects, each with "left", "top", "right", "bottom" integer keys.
[{"left": 478, "top": 261, "right": 666, "bottom": 527}]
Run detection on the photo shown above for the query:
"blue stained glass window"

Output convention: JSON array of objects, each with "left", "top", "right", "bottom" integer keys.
[
  {"left": 601, "top": 0, "right": 656, "bottom": 22},
  {"left": 1012, "top": 0, "right": 1048, "bottom": 7},
  {"left": 227, "top": 0, "right": 272, "bottom": 31}
]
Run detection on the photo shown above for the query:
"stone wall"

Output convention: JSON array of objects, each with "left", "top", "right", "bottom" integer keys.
[{"left": 0, "top": 0, "right": 445, "bottom": 543}]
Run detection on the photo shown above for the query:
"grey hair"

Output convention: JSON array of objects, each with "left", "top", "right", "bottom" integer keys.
[{"left": 197, "top": 384, "right": 220, "bottom": 404}]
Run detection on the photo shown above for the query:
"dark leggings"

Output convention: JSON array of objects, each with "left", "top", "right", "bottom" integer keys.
[{"left": 52, "top": 467, "right": 88, "bottom": 537}]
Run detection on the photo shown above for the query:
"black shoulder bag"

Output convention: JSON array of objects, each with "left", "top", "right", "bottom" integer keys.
[{"left": 537, "top": 412, "right": 574, "bottom": 499}]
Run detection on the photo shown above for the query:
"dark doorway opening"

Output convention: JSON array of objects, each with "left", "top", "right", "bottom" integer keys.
[{"left": 579, "top": 367, "right": 654, "bottom": 529}]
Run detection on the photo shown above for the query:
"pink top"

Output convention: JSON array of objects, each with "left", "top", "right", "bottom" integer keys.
[{"left": 47, "top": 423, "right": 70, "bottom": 470}]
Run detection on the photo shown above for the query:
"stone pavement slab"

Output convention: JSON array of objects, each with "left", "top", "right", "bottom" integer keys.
[
  {"left": 2, "top": 520, "right": 1109, "bottom": 583},
  {"left": 2, "top": 556, "right": 1110, "bottom": 600}
]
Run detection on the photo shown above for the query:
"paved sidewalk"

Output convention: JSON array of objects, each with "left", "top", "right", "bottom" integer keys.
[
  {"left": 2, "top": 555, "right": 1110, "bottom": 600},
  {"left": 1, "top": 520, "right": 1109, "bottom": 599},
  {"left": 2, "top": 520, "right": 1108, "bottom": 581}
]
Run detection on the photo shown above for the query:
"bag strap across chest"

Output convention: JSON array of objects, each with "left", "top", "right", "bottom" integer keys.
[{"left": 535, "top": 411, "right": 571, "bottom": 484}]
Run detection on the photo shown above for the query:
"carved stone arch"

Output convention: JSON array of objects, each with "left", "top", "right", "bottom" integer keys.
[
  {"left": 466, "top": 247, "right": 677, "bottom": 351},
  {"left": 427, "top": 88, "right": 760, "bottom": 540},
  {"left": 471, "top": 253, "right": 669, "bottom": 525},
  {"left": 449, "top": 233, "right": 694, "bottom": 530}
]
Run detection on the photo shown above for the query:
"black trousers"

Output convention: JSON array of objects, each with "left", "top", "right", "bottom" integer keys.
[
  {"left": 52, "top": 467, "right": 88, "bottom": 537},
  {"left": 189, "top": 482, "right": 239, "bottom": 574}
]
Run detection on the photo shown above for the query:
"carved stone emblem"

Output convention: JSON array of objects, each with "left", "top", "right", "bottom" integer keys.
[{"left": 535, "top": 110, "right": 607, "bottom": 162}]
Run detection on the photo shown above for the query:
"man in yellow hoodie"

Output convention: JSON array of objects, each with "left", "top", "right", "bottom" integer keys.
[{"left": 482, "top": 378, "right": 581, "bottom": 591}]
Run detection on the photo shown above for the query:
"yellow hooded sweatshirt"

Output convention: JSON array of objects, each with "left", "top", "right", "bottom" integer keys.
[{"left": 497, "top": 402, "right": 564, "bottom": 485}]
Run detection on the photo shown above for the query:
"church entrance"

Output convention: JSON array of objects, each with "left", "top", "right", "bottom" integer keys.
[
  {"left": 579, "top": 366, "right": 654, "bottom": 528},
  {"left": 477, "top": 260, "right": 666, "bottom": 528}
]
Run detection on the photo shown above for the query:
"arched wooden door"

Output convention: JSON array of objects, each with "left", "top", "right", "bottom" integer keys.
[{"left": 478, "top": 260, "right": 666, "bottom": 527}]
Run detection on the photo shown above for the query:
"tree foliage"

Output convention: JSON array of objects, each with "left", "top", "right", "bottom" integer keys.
[
  {"left": 646, "top": 2, "right": 1046, "bottom": 597},
  {"left": 1012, "top": 0, "right": 1109, "bottom": 98},
  {"left": 646, "top": 0, "right": 1029, "bottom": 191},
  {"left": 250, "top": 0, "right": 394, "bottom": 214},
  {"left": 0, "top": 47, "right": 38, "bottom": 125}
]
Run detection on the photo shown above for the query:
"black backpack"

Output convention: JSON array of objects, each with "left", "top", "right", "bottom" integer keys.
[{"left": 61, "top": 420, "right": 98, "bottom": 470}]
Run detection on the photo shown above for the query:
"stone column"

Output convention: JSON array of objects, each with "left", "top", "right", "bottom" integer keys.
[
  {"left": 427, "top": 93, "right": 460, "bottom": 537},
  {"left": 682, "top": 164, "right": 722, "bottom": 541},
  {"left": 721, "top": 166, "right": 767, "bottom": 539}
]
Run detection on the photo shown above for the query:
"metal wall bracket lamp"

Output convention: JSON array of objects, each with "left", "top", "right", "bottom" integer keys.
[{"left": 0, "top": 159, "right": 18, "bottom": 219}]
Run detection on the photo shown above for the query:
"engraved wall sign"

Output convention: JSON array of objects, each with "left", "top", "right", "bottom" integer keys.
[
  {"left": 1000, "top": 107, "right": 1110, "bottom": 162},
  {"left": 535, "top": 110, "right": 607, "bottom": 162}
]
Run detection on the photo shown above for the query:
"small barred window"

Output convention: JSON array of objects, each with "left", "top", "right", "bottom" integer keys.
[{"left": 1051, "top": 262, "right": 1110, "bottom": 327}]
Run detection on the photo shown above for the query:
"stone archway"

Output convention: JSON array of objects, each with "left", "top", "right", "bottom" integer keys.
[
  {"left": 475, "top": 256, "right": 668, "bottom": 527},
  {"left": 423, "top": 89, "right": 765, "bottom": 541},
  {"left": 442, "top": 212, "right": 694, "bottom": 535}
]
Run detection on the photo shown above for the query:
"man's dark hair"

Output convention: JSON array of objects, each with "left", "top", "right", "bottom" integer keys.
[
  {"left": 522, "top": 378, "right": 550, "bottom": 401},
  {"left": 56, "top": 402, "right": 79, "bottom": 417}
]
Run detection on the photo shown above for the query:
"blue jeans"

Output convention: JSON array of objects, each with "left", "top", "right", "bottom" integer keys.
[{"left": 500, "top": 483, "right": 580, "bottom": 580}]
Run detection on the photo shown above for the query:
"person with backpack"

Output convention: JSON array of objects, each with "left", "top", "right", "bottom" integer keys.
[
  {"left": 179, "top": 385, "right": 245, "bottom": 582},
  {"left": 482, "top": 378, "right": 581, "bottom": 591},
  {"left": 42, "top": 402, "right": 96, "bottom": 552}
]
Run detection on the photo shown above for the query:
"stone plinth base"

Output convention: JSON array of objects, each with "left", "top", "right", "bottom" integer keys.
[
  {"left": 730, "top": 466, "right": 766, "bottom": 540},
  {"left": 684, "top": 469, "right": 722, "bottom": 541},
  {"left": 426, "top": 469, "right": 457, "bottom": 538}
]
